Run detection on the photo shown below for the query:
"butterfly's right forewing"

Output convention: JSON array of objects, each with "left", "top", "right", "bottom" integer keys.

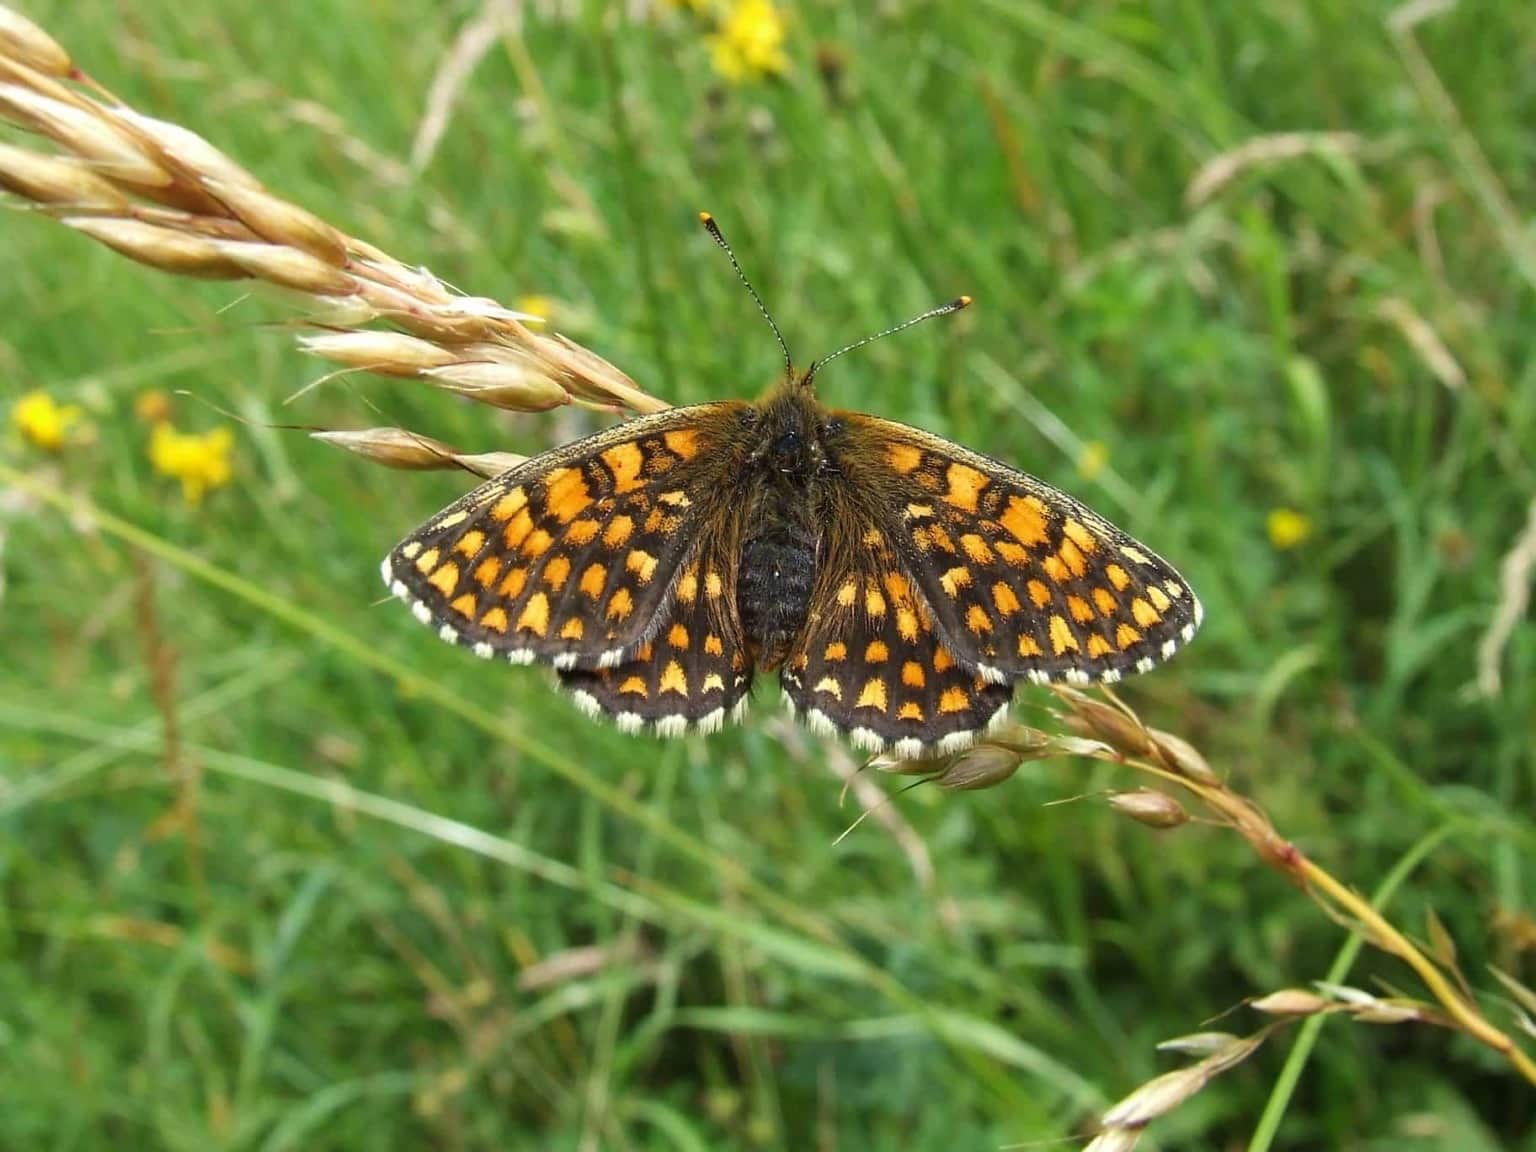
[{"left": 383, "top": 402, "right": 751, "bottom": 670}]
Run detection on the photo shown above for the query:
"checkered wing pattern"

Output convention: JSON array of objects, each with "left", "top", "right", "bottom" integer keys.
[
  {"left": 780, "top": 501, "right": 1013, "bottom": 757},
  {"left": 382, "top": 403, "right": 750, "bottom": 674},
  {"left": 558, "top": 542, "right": 754, "bottom": 736},
  {"left": 837, "top": 413, "right": 1203, "bottom": 687}
]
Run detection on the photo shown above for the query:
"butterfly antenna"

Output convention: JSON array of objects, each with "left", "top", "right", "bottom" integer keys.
[
  {"left": 699, "top": 211, "right": 794, "bottom": 380},
  {"left": 802, "top": 295, "right": 971, "bottom": 389}
]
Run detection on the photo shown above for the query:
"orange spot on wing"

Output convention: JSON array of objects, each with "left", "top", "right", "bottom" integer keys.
[
  {"left": 1058, "top": 539, "right": 1087, "bottom": 577},
  {"left": 999, "top": 495, "right": 1049, "bottom": 547},
  {"left": 676, "top": 567, "right": 698, "bottom": 603},
  {"left": 1147, "top": 585, "right": 1171, "bottom": 612},
  {"left": 938, "top": 687, "right": 969, "bottom": 715},
  {"left": 1130, "top": 598, "right": 1161, "bottom": 627},
  {"left": 898, "top": 702, "right": 924, "bottom": 721},
  {"left": 626, "top": 550, "right": 658, "bottom": 583},
  {"left": 1115, "top": 623, "right": 1142, "bottom": 649},
  {"left": 603, "top": 515, "right": 634, "bottom": 547},
  {"left": 516, "top": 591, "right": 550, "bottom": 636},
  {"left": 906, "top": 503, "right": 935, "bottom": 520},
  {"left": 566, "top": 519, "right": 600, "bottom": 545},
  {"left": 602, "top": 442, "right": 645, "bottom": 493},
  {"left": 579, "top": 563, "right": 606, "bottom": 598},
  {"left": 961, "top": 534, "right": 994, "bottom": 563},
  {"left": 836, "top": 581, "right": 858, "bottom": 607},
  {"left": 497, "top": 566, "right": 527, "bottom": 599},
  {"left": 489, "top": 488, "right": 526, "bottom": 522},
  {"left": 702, "top": 672, "right": 725, "bottom": 692},
  {"left": 992, "top": 582, "right": 1021, "bottom": 616},
  {"left": 943, "top": 462, "right": 988, "bottom": 513},
  {"left": 542, "top": 555, "right": 571, "bottom": 590},
  {"left": 966, "top": 604, "right": 992, "bottom": 634},
  {"left": 814, "top": 676, "right": 843, "bottom": 699},
  {"left": 658, "top": 489, "right": 691, "bottom": 507},
  {"left": 928, "top": 524, "right": 956, "bottom": 553},
  {"left": 618, "top": 675, "right": 647, "bottom": 696},
  {"left": 825, "top": 642, "right": 847, "bottom": 661},
  {"left": 704, "top": 634, "right": 723, "bottom": 656},
  {"left": 606, "top": 587, "right": 634, "bottom": 621},
  {"left": 663, "top": 429, "right": 699, "bottom": 459},
  {"left": 705, "top": 571, "right": 723, "bottom": 599},
  {"left": 901, "top": 661, "right": 925, "bottom": 688},
  {"left": 668, "top": 623, "right": 690, "bottom": 649},
  {"left": 1016, "top": 634, "right": 1042, "bottom": 657},
  {"left": 414, "top": 547, "right": 440, "bottom": 575},
  {"left": 896, "top": 608, "right": 920, "bottom": 641},
  {"left": 1092, "top": 587, "right": 1117, "bottom": 616},
  {"left": 865, "top": 640, "right": 889, "bottom": 663},
  {"left": 453, "top": 530, "right": 485, "bottom": 558},
  {"left": 1026, "top": 579, "right": 1051, "bottom": 608},
  {"left": 1086, "top": 634, "right": 1112, "bottom": 657},
  {"left": 659, "top": 660, "right": 688, "bottom": 696},
  {"left": 887, "top": 443, "right": 923, "bottom": 474},
  {"left": 559, "top": 616, "right": 583, "bottom": 640},
  {"left": 1067, "top": 595, "right": 1094, "bottom": 624},
  {"left": 883, "top": 572, "right": 912, "bottom": 603},
  {"left": 473, "top": 557, "right": 503, "bottom": 588},
  {"left": 1063, "top": 519, "right": 1098, "bottom": 554},
  {"left": 1049, "top": 614, "right": 1078, "bottom": 655},
  {"left": 865, "top": 586, "right": 887, "bottom": 617},
  {"left": 1042, "top": 555, "right": 1069, "bottom": 584},
  {"left": 428, "top": 562, "right": 460, "bottom": 596},
  {"left": 450, "top": 593, "right": 477, "bottom": 617},
  {"left": 933, "top": 647, "right": 954, "bottom": 672},
  {"left": 940, "top": 566, "right": 971, "bottom": 597},
  {"left": 482, "top": 606, "right": 509, "bottom": 633},
  {"left": 544, "top": 468, "right": 593, "bottom": 523},
  {"left": 502, "top": 509, "right": 534, "bottom": 549},
  {"left": 1106, "top": 564, "right": 1131, "bottom": 591},
  {"left": 856, "top": 678, "right": 888, "bottom": 711},
  {"left": 523, "top": 528, "right": 553, "bottom": 558},
  {"left": 1164, "top": 580, "right": 1186, "bottom": 599}
]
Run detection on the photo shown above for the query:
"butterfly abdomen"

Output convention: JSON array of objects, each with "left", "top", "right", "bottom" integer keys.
[{"left": 738, "top": 519, "right": 817, "bottom": 669}]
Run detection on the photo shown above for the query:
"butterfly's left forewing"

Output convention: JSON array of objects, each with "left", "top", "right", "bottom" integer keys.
[
  {"left": 383, "top": 402, "right": 751, "bottom": 672},
  {"left": 835, "top": 412, "right": 1202, "bottom": 687}
]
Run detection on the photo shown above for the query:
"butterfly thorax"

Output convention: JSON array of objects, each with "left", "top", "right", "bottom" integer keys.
[{"left": 736, "top": 385, "right": 834, "bottom": 669}]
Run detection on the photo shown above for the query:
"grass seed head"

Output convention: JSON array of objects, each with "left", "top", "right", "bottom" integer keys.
[
  {"left": 297, "top": 331, "right": 458, "bottom": 376},
  {"left": 0, "top": 5, "right": 72, "bottom": 76},
  {"left": 203, "top": 176, "right": 348, "bottom": 264},
  {"left": 422, "top": 362, "right": 569, "bottom": 411},
  {"left": 64, "top": 216, "right": 247, "bottom": 278},
  {"left": 0, "top": 84, "right": 170, "bottom": 189},
  {"left": 0, "top": 140, "right": 128, "bottom": 207},
  {"left": 310, "top": 428, "right": 460, "bottom": 471},
  {"left": 1251, "top": 988, "right": 1331, "bottom": 1016},
  {"left": 1107, "top": 788, "right": 1189, "bottom": 829},
  {"left": 212, "top": 239, "right": 356, "bottom": 295}
]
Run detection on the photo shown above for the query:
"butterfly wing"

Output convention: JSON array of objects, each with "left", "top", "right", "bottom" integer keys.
[
  {"left": 558, "top": 542, "right": 754, "bottom": 736},
  {"left": 830, "top": 412, "right": 1202, "bottom": 686},
  {"left": 382, "top": 402, "right": 752, "bottom": 671},
  {"left": 779, "top": 497, "right": 1013, "bottom": 758}
]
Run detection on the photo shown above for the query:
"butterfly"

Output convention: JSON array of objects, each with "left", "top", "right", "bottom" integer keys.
[{"left": 382, "top": 218, "right": 1201, "bottom": 760}]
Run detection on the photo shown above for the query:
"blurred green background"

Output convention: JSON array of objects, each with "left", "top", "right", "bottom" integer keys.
[{"left": 3, "top": 1, "right": 1533, "bottom": 1148}]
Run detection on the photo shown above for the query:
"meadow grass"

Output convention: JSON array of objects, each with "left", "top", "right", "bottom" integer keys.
[{"left": 2, "top": 1, "right": 1533, "bottom": 1148}]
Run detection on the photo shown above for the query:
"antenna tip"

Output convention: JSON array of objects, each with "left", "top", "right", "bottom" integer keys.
[
  {"left": 697, "top": 211, "right": 714, "bottom": 225},
  {"left": 956, "top": 295, "right": 973, "bottom": 309}
]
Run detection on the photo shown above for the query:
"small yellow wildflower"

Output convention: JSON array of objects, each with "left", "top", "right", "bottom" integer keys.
[
  {"left": 134, "top": 389, "right": 173, "bottom": 424},
  {"left": 515, "top": 295, "right": 553, "bottom": 325},
  {"left": 149, "top": 423, "right": 234, "bottom": 505},
  {"left": 1076, "top": 440, "right": 1108, "bottom": 481},
  {"left": 708, "top": 0, "right": 789, "bottom": 83},
  {"left": 11, "top": 390, "right": 81, "bottom": 452},
  {"left": 1267, "top": 507, "right": 1311, "bottom": 550}
]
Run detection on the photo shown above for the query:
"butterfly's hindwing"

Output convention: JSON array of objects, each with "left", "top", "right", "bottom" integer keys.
[
  {"left": 382, "top": 402, "right": 751, "bottom": 669},
  {"left": 780, "top": 507, "right": 1013, "bottom": 757},
  {"left": 558, "top": 545, "right": 754, "bottom": 736},
  {"left": 833, "top": 413, "right": 1202, "bottom": 688}
]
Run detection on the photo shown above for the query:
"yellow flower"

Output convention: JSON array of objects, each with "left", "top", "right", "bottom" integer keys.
[
  {"left": 1267, "top": 507, "right": 1311, "bottom": 550},
  {"left": 515, "top": 295, "right": 553, "bottom": 324},
  {"left": 708, "top": 0, "right": 788, "bottom": 83},
  {"left": 1076, "top": 440, "right": 1108, "bottom": 481},
  {"left": 11, "top": 389, "right": 81, "bottom": 452},
  {"left": 134, "top": 389, "right": 173, "bottom": 424},
  {"left": 149, "top": 423, "right": 234, "bottom": 505}
]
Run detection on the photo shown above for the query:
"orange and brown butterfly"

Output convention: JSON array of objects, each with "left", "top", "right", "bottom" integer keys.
[{"left": 382, "top": 215, "right": 1201, "bottom": 759}]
